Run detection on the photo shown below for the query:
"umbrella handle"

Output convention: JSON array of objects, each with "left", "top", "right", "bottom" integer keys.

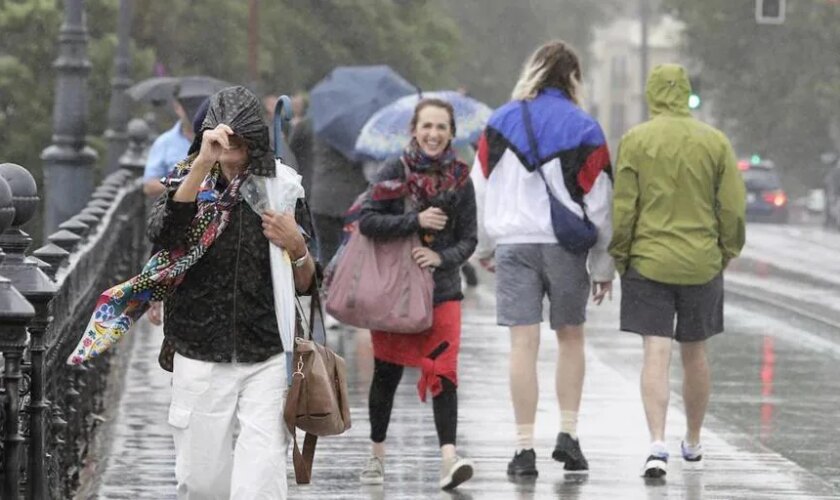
[{"left": 273, "top": 95, "right": 293, "bottom": 159}]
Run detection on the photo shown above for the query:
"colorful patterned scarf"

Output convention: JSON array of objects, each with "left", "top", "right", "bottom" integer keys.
[
  {"left": 369, "top": 138, "right": 470, "bottom": 203},
  {"left": 67, "top": 160, "right": 247, "bottom": 365}
]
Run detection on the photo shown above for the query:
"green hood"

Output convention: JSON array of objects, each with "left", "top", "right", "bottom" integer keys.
[{"left": 646, "top": 64, "right": 691, "bottom": 117}]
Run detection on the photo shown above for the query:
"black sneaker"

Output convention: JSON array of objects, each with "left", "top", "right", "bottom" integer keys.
[
  {"left": 507, "top": 449, "right": 538, "bottom": 477},
  {"left": 552, "top": 433, "right": 589, "bottom": 472},
  {"left": 642, "top": 453, "right": 668, "bottom": 478}
]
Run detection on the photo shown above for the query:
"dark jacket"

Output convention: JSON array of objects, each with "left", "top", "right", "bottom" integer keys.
[
  {"left": 310, "top": 139, "right": 369, "bottom": 218},
  {"left": 148, "top": 185, "right": 283, "bottom": 363},
  {"left": 358, "top": 158, "right": 477, "bottom": 304},
  {"left": 289, "top": 117, "right": 314, "bottom": 198}
]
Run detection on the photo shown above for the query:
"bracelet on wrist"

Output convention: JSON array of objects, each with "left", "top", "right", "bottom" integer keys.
[{"left": 291, "top": 247, "right": 309, "bottom": 268}]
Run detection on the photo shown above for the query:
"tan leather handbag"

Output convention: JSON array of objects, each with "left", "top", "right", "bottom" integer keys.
[{"left": 283, "top": 293, "right": 351, "bottom": 484}]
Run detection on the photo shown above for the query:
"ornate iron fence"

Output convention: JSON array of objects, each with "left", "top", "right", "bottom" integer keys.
[{"left": 0, "top": 121, "right": 149, "bottom": 499}]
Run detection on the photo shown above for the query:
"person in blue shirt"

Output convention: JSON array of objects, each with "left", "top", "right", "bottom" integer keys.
[
  {"left": 142, "top": 99, "right": 196, "bottom": 198},
  {"left": 144, "top": 96, "right": 207, "bottom": 326}
]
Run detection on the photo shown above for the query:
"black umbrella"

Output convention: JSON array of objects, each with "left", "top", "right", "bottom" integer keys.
[
  {"left": 126, "top": 75, "right": 232, "bottom": 104},
  {"left": 125, "top": 76, "right": 177, "bottom": 103},
  {"left": 309, "top": 65, "right": 414, "bottom": 160}
]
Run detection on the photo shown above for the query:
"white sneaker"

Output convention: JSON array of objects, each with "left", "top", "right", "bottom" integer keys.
[
  {"left": 681, "top": 441, "right": 704, "bottom": 470},
  {"left": 641, "top": 441, "right": 668, "bottom": 478},
  {"left": 439, "top": 455, "right": 474, "bottom": 490},
  {"left": 360, "top": 456, "right": 384, "bottom": 485}
]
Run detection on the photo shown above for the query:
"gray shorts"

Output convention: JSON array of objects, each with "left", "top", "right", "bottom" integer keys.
[
  {"left": 620, "top": 268, "right": 723, "bottom": 342},
  {"left": 495, "top": 244, "right": 590, "bottom": 329}
]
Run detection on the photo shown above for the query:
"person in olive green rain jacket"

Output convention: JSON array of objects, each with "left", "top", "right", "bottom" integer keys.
[{"left": 608, "top": 63, "right": 745, "bottom": 479}]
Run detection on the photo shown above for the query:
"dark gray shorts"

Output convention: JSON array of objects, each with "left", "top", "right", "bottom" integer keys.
[
  {"left": 495, "top": 244, "right": 590, "bottom": 329},
  {"left": 620, "top": 268, "right": 723, "bottom": 342}
]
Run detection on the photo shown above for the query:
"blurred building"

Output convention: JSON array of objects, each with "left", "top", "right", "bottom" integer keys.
[{"left": 585, "top": 15, "right": 712, "bottom": 152}]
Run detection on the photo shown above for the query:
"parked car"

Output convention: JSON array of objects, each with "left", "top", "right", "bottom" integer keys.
[{"left": 739, "top": 159, "right": 789, "bottom": 223}]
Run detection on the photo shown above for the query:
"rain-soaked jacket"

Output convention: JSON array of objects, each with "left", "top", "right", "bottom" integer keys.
[{"left": 608, "top": 64, "right": 746, "bottom": 285}]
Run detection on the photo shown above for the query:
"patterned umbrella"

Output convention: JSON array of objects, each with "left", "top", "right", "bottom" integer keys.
[{"left": 354, "top": 91, "right": 493, "bottom": 161}]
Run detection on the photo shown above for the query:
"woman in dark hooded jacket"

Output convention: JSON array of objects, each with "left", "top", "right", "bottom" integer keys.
[{"left": 148, "top": 86, "right": 315, "bottom": 499}]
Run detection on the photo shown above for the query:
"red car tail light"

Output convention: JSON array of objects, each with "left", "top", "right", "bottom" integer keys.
[{"left": 762, "top": 190, "right": 787, "bottom": 207}]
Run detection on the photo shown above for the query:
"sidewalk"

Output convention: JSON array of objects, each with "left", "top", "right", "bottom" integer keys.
[{"left": 93, "top": 274, "right": 837, "bottom": 499}]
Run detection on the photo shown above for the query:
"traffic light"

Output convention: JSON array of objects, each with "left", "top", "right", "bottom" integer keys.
[
  {"left": 688, "top": 75, "right": 702, "bottom": 110},
  {"left": 688, "top": 94, "right": 701, "bottom": 110},
  {"left": 756, "top": 0, "right": 785, "bottom": 25}
]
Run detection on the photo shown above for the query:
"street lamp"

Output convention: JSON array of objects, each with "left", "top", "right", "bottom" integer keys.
[
  {"left": 104, "top": 0, "right": 134, "bottom": 174},
  {"left": 41, "top": 0, "right": 97, "bottom": 238}
]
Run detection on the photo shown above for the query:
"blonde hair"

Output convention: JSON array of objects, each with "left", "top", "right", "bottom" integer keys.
[{"left": 511, "top": 40, "right": 582, "bottom": 104}]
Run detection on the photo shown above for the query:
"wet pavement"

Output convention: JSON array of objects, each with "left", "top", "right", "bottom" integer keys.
[{"left": 92, "top": 224, "right": 840, "bottom": 499}]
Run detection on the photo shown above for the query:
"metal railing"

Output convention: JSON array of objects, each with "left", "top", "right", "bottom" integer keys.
[{"left": 0, "top": 119, "right": 150, "bottom": 499}]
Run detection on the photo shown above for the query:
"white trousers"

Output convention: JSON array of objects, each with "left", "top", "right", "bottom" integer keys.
[{"left": 169, "top": 353, "right": 290, "bottom": 500}]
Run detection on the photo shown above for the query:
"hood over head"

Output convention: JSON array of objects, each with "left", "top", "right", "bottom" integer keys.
[
  {"left": 645, "top": 64, "right": 692, "bottom": 118},
  {"left": 189, "top": 86, "right": 275, "bottom": 176}
]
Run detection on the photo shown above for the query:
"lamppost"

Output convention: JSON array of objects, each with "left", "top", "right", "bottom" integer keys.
[
  {"left": 41, "top": 0, "right": 97, "bottom": 238},
  {"left": 103, "top": 0, "right": 134, "bottom": 174},
  {"left": 639, "top": 0, "right": 650, "bottom": 120}
]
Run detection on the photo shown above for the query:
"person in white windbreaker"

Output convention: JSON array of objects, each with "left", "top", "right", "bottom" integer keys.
[{"left": 471, "top": 40, "right": 615, "bottom": 477}]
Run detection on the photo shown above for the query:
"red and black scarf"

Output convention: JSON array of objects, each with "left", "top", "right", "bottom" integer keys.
[{"left": 370, "top": 138, "right": 470, "bottom": 204}]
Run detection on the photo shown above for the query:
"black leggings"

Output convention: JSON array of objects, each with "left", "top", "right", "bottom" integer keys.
[{"left": 368, "top": 358, "right": 457, "bottom": 447}]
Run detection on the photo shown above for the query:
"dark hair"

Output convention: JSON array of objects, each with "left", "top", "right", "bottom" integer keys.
[{"left": 410, "top": 98, "right": 457, "bottom": 138}]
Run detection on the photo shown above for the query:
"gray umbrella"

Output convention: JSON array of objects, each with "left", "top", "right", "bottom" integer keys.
[{"left": 126, "top": 75, "right": 232, "bottom": 105}]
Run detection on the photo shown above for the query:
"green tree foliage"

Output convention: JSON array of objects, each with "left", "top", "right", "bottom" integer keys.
[
  {"left": 0, "top": 0, "right": 153, "bottom": 243},
  {"left": 1, "top": 0, "right": 618, "bottom": 242},
  {"left": 662, "top": 0, "right": 840, "bottom": 192},
  {"left": 0, "top": 0, "right": 61, "bottom": 179},
  {"left": 131, "top": 0, "right": 459, "bottom": 95},
  {"left": 445, "top": 0, "right": 621, "bottom": 106}
]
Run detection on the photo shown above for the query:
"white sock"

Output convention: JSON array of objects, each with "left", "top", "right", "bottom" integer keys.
[
  {"left": 516, "top": 424, "right": 535, "bottom": 451},
  {"left": 650, "top": 440, "right": 668, "bottom": 457},
  {"left": 560, "top": 410, "right": 578, "bottom": 439},
  {"left": 682, "top": 440, "right": 703, "bottom": 456}
]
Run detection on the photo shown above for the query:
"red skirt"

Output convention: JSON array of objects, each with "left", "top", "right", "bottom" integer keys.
[{"left": 371, "top": 300, "right": 461, "bottom": 402}]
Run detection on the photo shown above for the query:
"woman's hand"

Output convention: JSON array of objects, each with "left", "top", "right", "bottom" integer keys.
[
  {"left": 147, "top": 301, "right": 163, "bottom": 326},
  {"left": 418, "top": 207, "right": 448, "bottom": 231},
  {"left": 592, "top": 281, "right": 613, "bottom": 305},
  {"left": 261, "top": 209, "right": 306, "bottom": 258},
  {"left": 194, "top": 124, "right": 235, "bottom": 171},
  {"left": 412, "top": 247, "right": 442, "bottom": 269}
]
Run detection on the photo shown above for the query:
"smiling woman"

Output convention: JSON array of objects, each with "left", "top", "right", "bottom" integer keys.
[
  {"left": 356, "top": 98, "right": 478, "bottom": 490},
  {"left": 411, "top": 99, "right": 457, "bottom": 158}
]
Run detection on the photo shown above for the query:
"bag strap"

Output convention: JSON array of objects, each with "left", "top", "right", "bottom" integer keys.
[
  {"left": 519, "top": 101, "right": 590, "bottom": 222},
  {"left": 293, "top": 199, "right": 327, "bottom": 346},
  {"left": 286, "top": 199, "right": 325, "bottom": 485},
  {"left": 398, "top": 157, "right": 417, "bottom": 214},
  {"left": 283, "top": 362, "right": 318, "bottom": 484}
]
